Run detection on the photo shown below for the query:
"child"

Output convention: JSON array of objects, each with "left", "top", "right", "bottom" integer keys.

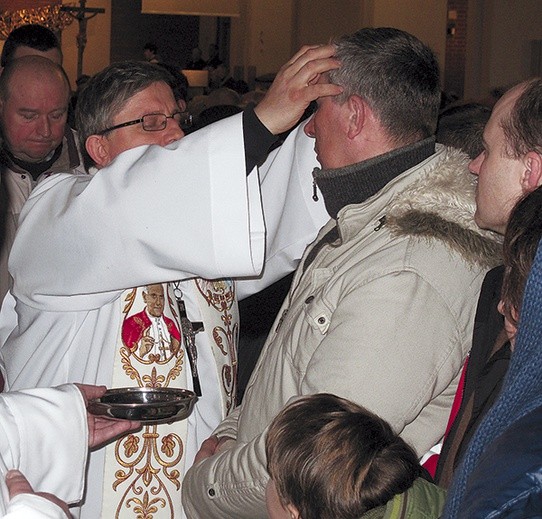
[
  {"left": 265, "top": 393, "right": 446, "bottom": 519},
  {"left": 498, "top": 185, "right": 542, "bottom": 349}
]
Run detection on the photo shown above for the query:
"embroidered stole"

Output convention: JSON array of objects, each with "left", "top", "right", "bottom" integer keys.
[{"left": 101, "top": 279, "right": 237, "bottom": 518}]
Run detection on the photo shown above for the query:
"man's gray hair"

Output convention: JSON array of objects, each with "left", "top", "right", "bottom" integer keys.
[
  {"left": 75, "top": 60, "right": 175, "bottom": 168},
  {"left": 328, "top": 27, "right": 441, "bottom": 146}
]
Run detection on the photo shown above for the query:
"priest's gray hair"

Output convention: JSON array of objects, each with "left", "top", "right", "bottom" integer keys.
[
  {"left": 328, "top": 27, "right": 441, "bottom": 146},
  {"left": 75, "top": 60, "right": 174, "bottom": 168}
]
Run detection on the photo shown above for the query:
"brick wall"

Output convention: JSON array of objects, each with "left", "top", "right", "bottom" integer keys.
[{"left": 444, "top": 0, "right": 468, "bottom": 99}]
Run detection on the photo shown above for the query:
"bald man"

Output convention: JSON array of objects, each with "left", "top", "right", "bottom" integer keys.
[{"left": 0, "top": 55, "right": 86, "bottom": 304}]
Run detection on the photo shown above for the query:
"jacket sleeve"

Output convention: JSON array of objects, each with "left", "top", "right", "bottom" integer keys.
[
  {"left": 0, "top": 384, "right": 88, "bottom": 510},
  {"left": 11, "top": 114, "right": 265, "bottom": 311},
  {"left": 212, "top": 403, "right": 241, "bottom": 440},
  {"left": 182, "top": 427, "right": 270, "bottom": 519}
]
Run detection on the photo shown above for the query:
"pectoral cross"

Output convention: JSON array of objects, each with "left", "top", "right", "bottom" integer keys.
[
  {"left": 177, "top": 297, "right": 204, "bottom": 397},
  {"left": 61, "top": 0, "right": 105, "bottom": 78}
]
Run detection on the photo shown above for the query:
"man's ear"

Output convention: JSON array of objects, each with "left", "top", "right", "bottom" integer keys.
[
  {"left": 85, "top": 134, "right": 110, "bottom": 168},
  {"left": 521, "top": 151, "right": 542, "bottom": 192},
  {"left": 286, "top": 504, "right": 300, "bottom": 519},
  {"left": 177, "top": 99, "right": 187, "bottom": 112},
  {"left": 346, "top": 94, "right": 365, "bottom": 139}
]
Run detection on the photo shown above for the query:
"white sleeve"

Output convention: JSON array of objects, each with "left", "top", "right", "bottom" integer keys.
[
  {"left": 236, "top": 120, "right": 329, "bottom": 300},
  {"left": 3, "top": 494, "right": 69, "bottom": 519},
  {"left": 10, "top": 113, "right": 265, "bottom": 311},
  {"left": 0, "top": 384, "right": 88, "bottom": 512}
]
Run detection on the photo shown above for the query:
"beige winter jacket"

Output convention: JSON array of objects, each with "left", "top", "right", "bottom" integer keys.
[{"left": 182, "top": 145, "right": 502, "bottom": 518}]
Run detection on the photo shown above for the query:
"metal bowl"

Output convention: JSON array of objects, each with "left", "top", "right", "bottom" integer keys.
[{"left": 88, "top": 387, "right": 197, "bottom": 424}]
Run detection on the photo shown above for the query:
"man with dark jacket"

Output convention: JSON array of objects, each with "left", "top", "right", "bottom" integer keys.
[{"left": 435, "top": 78, "right": 542, "bottom": 487}]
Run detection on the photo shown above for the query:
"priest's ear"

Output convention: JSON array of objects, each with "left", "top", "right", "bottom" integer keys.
[{"left": 85, "top": 134, "right": 112, "bottom": 169}]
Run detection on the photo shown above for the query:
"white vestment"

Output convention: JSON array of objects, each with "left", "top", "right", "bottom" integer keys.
[
  {"left": 0, "top": 116, "right": 326, "bottom": 518},
  {"left": 1, "top": 115, "right": 263, "bottom": 518},
  {"left": 236, "top": 120, "right": 328, "bottom": 299},
  {"left": 0, "top": 385, "right": 87, "bottom": 518}
]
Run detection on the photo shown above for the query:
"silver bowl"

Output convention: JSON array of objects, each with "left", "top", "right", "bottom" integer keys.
[{"left": 88, "top": 387, "right": 197, "bottom": 424}]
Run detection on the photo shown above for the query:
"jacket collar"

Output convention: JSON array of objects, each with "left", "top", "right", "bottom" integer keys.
[
  {"left": 314, "top": 145, "right": 502, "bottom": 270},
  {"left": 313, "top": 137, "right": 436, "bottom": 219}
]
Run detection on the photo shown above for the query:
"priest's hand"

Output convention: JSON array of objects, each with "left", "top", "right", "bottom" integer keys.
[
  {"left": 6, "top": 469, "right": 71, "bottom": 518},
  {"left": 194, "top": 434, "right": 235, "bottom": 464},
  {"left": 75, "top": 384, "right": 141, "bottom": 450},
  {"left": 254, "top": 44, "right": 343, "bottom": 135}
]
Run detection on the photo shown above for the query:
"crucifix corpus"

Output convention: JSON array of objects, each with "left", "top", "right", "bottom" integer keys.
[{"left": 61, "top": 0, "right": 105, "bottom": 78}]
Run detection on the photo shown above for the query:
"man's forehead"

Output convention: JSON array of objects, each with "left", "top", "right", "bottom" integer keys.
[
  {"left": 5, "top": 69, "right": 69, "bottom": 104},
  {"left": 115, "top": 81, "right": 175, "bottom": 116},
  {"left": 483, "top": 89, "right": 519, "bottom": 142},
  {"left": 11, "top": 45, "right": 62, "bottom": 65},
  {"left": 492, "top": 85, "right": 523, "bottom": 122}
]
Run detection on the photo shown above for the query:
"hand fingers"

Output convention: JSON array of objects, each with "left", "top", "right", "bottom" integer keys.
[
  {"left": 200, "top": 435, "right": 220, "bottom": 451},
  {"left": 284, "top": 44, "right": 337, "bottom": 73},
  {"left": 194, "top": 436, "right": 219, "bottom": 463},
  {"left": 284, "top": 44, "right": 325, "bottom": 66},
  {"left": 6, "top": 470, "right": 33, "bottom": 498},
  {"left": 254, "top": 44, "right": 341, "bottom": 135},
  {"left": 304, "top": 82, "right": 344, "bottom": 101},
  {"left": 75, "top": 383, "right": 107, "bottom": 403},
  {"left": 298, "top": 56, "right": 341, "bottom": 88},
  {"left": 89, "top": 416, "right": 141, "bottom": 450}
]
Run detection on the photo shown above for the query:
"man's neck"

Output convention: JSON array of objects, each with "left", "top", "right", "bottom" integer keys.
[
  {"left": 4, "top": 143, "right": 63, "bottom": 181},
  {"left": 313, "top": 137, "right": 436, "bottom": 219}
]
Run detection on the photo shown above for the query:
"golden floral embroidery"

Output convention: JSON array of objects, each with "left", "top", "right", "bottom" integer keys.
[
  {"left": 110, "top": 284, "right": 186, "bottom": 518},
  {"left": 196, "top": 279, "right": 237, "bottom": 414}
]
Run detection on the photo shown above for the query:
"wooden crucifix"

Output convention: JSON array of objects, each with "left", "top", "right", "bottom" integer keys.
[{"left": 61, "top": 0, "right": 105, "bottom": 79}]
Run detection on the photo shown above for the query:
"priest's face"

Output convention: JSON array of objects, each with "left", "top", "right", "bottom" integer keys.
[
  {"left": 143, "top": 284, "right": 165, "bottom": 318},
  {"left": 0, "top": 65, "right": 69, "bottom": 163},
  {"left": 93, "top": 81, "right": 184, "bottom": 167}
]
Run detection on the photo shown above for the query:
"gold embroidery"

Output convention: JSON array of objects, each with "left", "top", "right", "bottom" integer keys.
[
  {"left": 110, "top": 285, "right": 186, "bottom": 518},
  {"left": 196, "top": 279, "right": 237, "bottom": 414}
]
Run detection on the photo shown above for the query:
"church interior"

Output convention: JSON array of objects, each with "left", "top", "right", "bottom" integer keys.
[{"left": 0, "top": 0, "right": 541, "bottom": 104}]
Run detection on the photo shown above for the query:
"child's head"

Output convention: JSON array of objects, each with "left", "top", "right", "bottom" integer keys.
[
  {"left": 265, "top": 393, "right": 421, "bottom": 519},
  {"left": 500, "top": 185, "right": 542, "bottom": 348}
]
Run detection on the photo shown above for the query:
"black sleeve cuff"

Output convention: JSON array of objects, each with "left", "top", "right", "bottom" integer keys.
[{"left": 243, "top": 104, "right": 278, "bottom": 174}]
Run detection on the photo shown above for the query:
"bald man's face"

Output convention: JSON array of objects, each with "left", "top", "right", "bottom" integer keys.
[{"left": 0, "top": 66, "right": 69, "bottom": 162}]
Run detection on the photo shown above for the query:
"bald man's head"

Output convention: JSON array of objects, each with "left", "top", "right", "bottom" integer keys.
[{"left": 0, "top": 55, "right": 70, "bottom": 162}]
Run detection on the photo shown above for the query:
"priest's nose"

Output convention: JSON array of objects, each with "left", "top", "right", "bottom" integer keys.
[{"left": 165, "top": 118, "right": 184, "bottom": 144}]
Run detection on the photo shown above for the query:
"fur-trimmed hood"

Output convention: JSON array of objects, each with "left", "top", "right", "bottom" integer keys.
[{"left": 385, "top": 147, "right": 503, "bottom": 270}]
